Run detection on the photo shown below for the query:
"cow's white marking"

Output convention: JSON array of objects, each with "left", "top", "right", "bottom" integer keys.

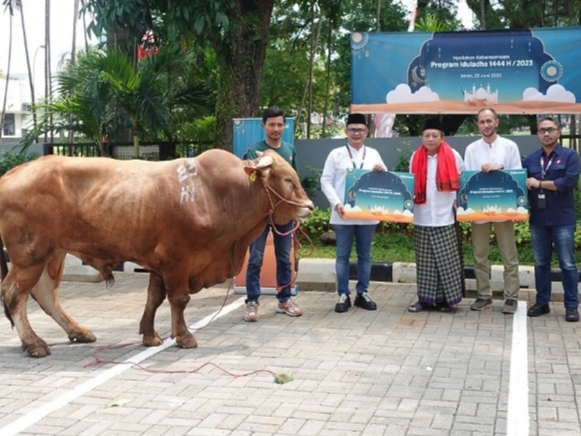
[
  {"left": 507, "top": 301, "right": 529, "bottom": 435},
  {"left": 0, "top": 296, "right": 246, "bottom": 436},
  {"left": 180, "top": 185, "right": 196, "bottom": 203},
  {"left": 177, "top": 159, "right": 198, "bottom": 183}
]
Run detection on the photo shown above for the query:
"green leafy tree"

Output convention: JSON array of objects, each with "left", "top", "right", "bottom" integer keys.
[
  {"left": 332, "top": 0, "right": 409, "bottom": 112},
  {"left": 260, "top": 0, "right": 331, "bottom": 137},
  {"left": 84, "top": 0, "right": 276, "bottom": 152},
  {"left": 22, "top": 48, "right": 211, "bottom": 156},
  {"left": 466, "top": 0, "right": 581, "bottom": 29}
]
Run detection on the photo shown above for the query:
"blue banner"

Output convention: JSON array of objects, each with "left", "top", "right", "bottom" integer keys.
[
  {"left": 232, "top": 118, "right": 295, "bottom": 158},
  {"left": 351, "top": 28, "right": 581, "bottom": 114}
]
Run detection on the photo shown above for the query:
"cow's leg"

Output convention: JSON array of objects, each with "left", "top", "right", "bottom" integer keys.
[
  {"left": 30, "top": 255, "right": 96, "bottom": 344},
  {"left": 1, "top": 265, "right": 51, "bottom": 357},
  {"left": 139, "top": 272, "right": 166, "bottom": 347},
  {"left": 165, "top": 276, "right": 197, "bottom": 349}
]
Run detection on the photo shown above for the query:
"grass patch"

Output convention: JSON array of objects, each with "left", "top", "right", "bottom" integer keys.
[{"left": 297, "top": 232, "right": 576, "bottom": 268}]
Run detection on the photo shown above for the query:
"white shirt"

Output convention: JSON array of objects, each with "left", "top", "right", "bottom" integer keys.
[
  {"left": 410, "top": 149, "right": 464, "bottom": 227},
  {"left": 464, "top": 135, "right": 522, "bottom": 171},
  {"left": 320, "top": 144, "right": 387, "bottom": 225}
]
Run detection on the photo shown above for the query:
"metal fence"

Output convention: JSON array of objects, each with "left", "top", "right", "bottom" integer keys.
[{"left": 42, "top": 142, "right": 199, "bottom": 161}]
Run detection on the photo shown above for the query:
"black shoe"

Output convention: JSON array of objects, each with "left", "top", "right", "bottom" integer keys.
[
  {"left": 335, "top": 294, "right": 351, "bottom": 313},
  {"left": 566, "top": 308, "right": 580, "bottom": 322},
  {"left": 502, "top": 299, "right": 518, "bottom": 314},
  {"left": 354, "top": 293, "right": 377, "bottom": 310},
  {"left": 527, "top": 303, "right": 550, "bottom": 317}
]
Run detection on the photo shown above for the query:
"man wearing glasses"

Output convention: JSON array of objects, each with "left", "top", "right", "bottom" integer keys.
[
  {"left": 523, "top": 117, "right": 581, "bottom": 322},
  {"left": 320, "top": 113, "right": 387, "bottom": 313}
]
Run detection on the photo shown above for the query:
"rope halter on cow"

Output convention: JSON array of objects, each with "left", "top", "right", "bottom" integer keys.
[
  {"left": 259, "top": 180, "right": 302, "bottom": 235},
  {"left": 243, "top": 156, "right": 304, "bottom": 236}
]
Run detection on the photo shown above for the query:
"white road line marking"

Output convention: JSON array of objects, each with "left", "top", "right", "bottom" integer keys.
[
  {"left": 0, "top": 297, "right": 246, "bottom": 436},
  {"left": 507, "top": 300, "right": 529, "bottom": 435}
]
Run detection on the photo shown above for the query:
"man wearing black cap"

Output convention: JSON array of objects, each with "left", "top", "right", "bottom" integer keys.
[
  {"left": 408, "top": 118, "right": 464, "bottom": 313},
  {"left": 320, "top": 113, "right": 387, "bottom": 313}
]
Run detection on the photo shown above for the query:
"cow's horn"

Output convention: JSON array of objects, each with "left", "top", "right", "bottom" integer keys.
[{"left": 256, "top": 155, "right": 273, "bottom": 169}]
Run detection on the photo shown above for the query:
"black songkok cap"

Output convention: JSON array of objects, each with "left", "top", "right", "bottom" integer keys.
[
  {"left": 346, "top": 113, "right": 367, "bottom": 127},
  {"left": 423, "top": 118, "right": 443, "bottom": 132}
]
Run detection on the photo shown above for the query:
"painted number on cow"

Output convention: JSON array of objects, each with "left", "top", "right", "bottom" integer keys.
[
  {"left": 177, "top": 160, "right": 198, "bottom": 183},
  {"left": 177, "top": 159, "right": 198, "bottom": 203},
  {"left": 180, "top": 186, "right": 196, "bottom": 203}
]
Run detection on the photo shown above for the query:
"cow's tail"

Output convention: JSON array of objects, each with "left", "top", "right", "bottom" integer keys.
[{"left": 0, "top": 236, "right": 13, "bottom": 327}]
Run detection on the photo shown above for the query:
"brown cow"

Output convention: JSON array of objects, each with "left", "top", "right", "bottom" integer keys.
[{"left": 0, "top": 149, "right": 313, "bottom": 357}]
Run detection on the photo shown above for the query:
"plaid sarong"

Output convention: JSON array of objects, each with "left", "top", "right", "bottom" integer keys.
[{"left": 414, "top": 224, "right": 463, "bottom": 306}]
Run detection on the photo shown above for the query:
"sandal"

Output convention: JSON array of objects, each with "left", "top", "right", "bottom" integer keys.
[
  {"left": 408, "top": 301, "right": 431, "bottom": 313},
  {"left": 438, "top": 303, "right": 452, "bottom": 312}
]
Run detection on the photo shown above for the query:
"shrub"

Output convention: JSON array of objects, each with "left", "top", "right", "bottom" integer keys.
[
  {"left": 300, "top": 207, "right": 332, "bottom": 236},
  {"left": 0, "top": 150, "right": 38, "bottom": 177},
  {"left": 301, "top": 165, "right": 322, "bottom": 199}
]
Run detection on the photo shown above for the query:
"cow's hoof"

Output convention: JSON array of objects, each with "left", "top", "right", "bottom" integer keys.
[
  {"left": 176, "top": 336, "right": 198, "bottom": 349},
  {"left": 24, "top": 343, "right": 51, "bottom": 358},
  {"left": 68, "top": 330, "right": 97, "bottom": 343},
  {"left": 142, "top": 333, "right": 163, "bottom": 347}
]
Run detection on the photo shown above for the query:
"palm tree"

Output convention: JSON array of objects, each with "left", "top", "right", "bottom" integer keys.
[
  {"left": 44, "top": 0, "right": 52, "bottom": 142},
  {"left": 17, "top": 1, "right": 38, "bottom": 131},
  {"left": 0, "top": 0, "right": 15, "bottom": 140},
  {"left": 71, "top": 0, "right": 80, "bottom": 67},
  {"left": 22, "top": 48, "right": 211, "bottom": 156}
]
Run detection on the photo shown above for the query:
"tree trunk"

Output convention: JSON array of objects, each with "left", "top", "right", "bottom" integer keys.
[
  {"left": 213, "top": 0, "right": 275, "bottom": 151},
  {"left": 81, "top": 0, "right": 89, "bottom": 52},
  {"left": 44, "top": 0, "right": 52, "bottom": 143},
  {"left": 0, "top": 13, "right": 13, "bottom": 140},
  {"left": 133, "top": 132, "right": 140, "bottom": 159},
  {"left": 298, "top": 6, "right": 322, "bottom": 139},
  {"left": 69, "top": 0, "right": 80, "bottom": 143},
  {"left": 480, "top": 0, "right": 486, "bottom": 29},
  {"left": 71, "top": 0, "right": 79, "bottom": 67},
  {"left": 321, "top": 24, "right": 333, "bottom": 138},
  {"left": 19, "top": 3, "right": 37, "bottom": 133}
]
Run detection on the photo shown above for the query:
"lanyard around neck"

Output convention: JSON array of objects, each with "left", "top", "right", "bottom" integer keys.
[
  {"left": 540, "top": 154, "right": 554, "bottom": 180},
  {"left": 346, "top": 144, "right": 366, "bottom": 170}
]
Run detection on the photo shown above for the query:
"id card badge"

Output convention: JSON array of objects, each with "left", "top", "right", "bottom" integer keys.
[{"left": 537, "top": 193, "right": 546, "bottom": 209}]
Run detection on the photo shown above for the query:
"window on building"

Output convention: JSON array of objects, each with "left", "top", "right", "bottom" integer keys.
[{"left": 2, "top": 113, "right": 15, "bottom": 136}]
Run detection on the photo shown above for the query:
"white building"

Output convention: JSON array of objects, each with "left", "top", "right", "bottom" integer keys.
[{"left": 0, "top": 77, "right": 32, "bottom": 144}]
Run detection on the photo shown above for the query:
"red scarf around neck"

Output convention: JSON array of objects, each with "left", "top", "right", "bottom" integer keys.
[{"left": 411, "top": 141, "right": 460, "bottom": 205}]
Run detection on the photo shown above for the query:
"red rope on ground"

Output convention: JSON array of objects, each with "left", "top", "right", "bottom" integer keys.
[{"left": 83, "top": 280, "right": 277, "bottom": 379}]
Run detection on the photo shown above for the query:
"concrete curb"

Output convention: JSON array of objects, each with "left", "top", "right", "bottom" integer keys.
[
  {"left": 54, "top": 255, "right": 577, "bottom": 303},
  {"left": 296, "top": 258, "right": 578, "bottom": 302}
]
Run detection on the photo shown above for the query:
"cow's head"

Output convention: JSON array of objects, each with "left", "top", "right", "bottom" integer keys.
[{"left": 244, "top": 150, "right": 314, "bottom": 225}]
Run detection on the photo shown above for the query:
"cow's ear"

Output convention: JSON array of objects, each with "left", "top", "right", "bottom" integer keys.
[
  {"left": 243, "top": 155, "right": 272, "bottom": 180},
  {"left": 255, "top": 155, "right": 273, "bottom": 169},
  {"left": 243, "top": 160, "right": 257, "bottom": 177}
]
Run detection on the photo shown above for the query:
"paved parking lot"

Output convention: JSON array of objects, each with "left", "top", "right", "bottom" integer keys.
[{"left": 0, "top": 273, "right": 580, "bottom": 436}]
